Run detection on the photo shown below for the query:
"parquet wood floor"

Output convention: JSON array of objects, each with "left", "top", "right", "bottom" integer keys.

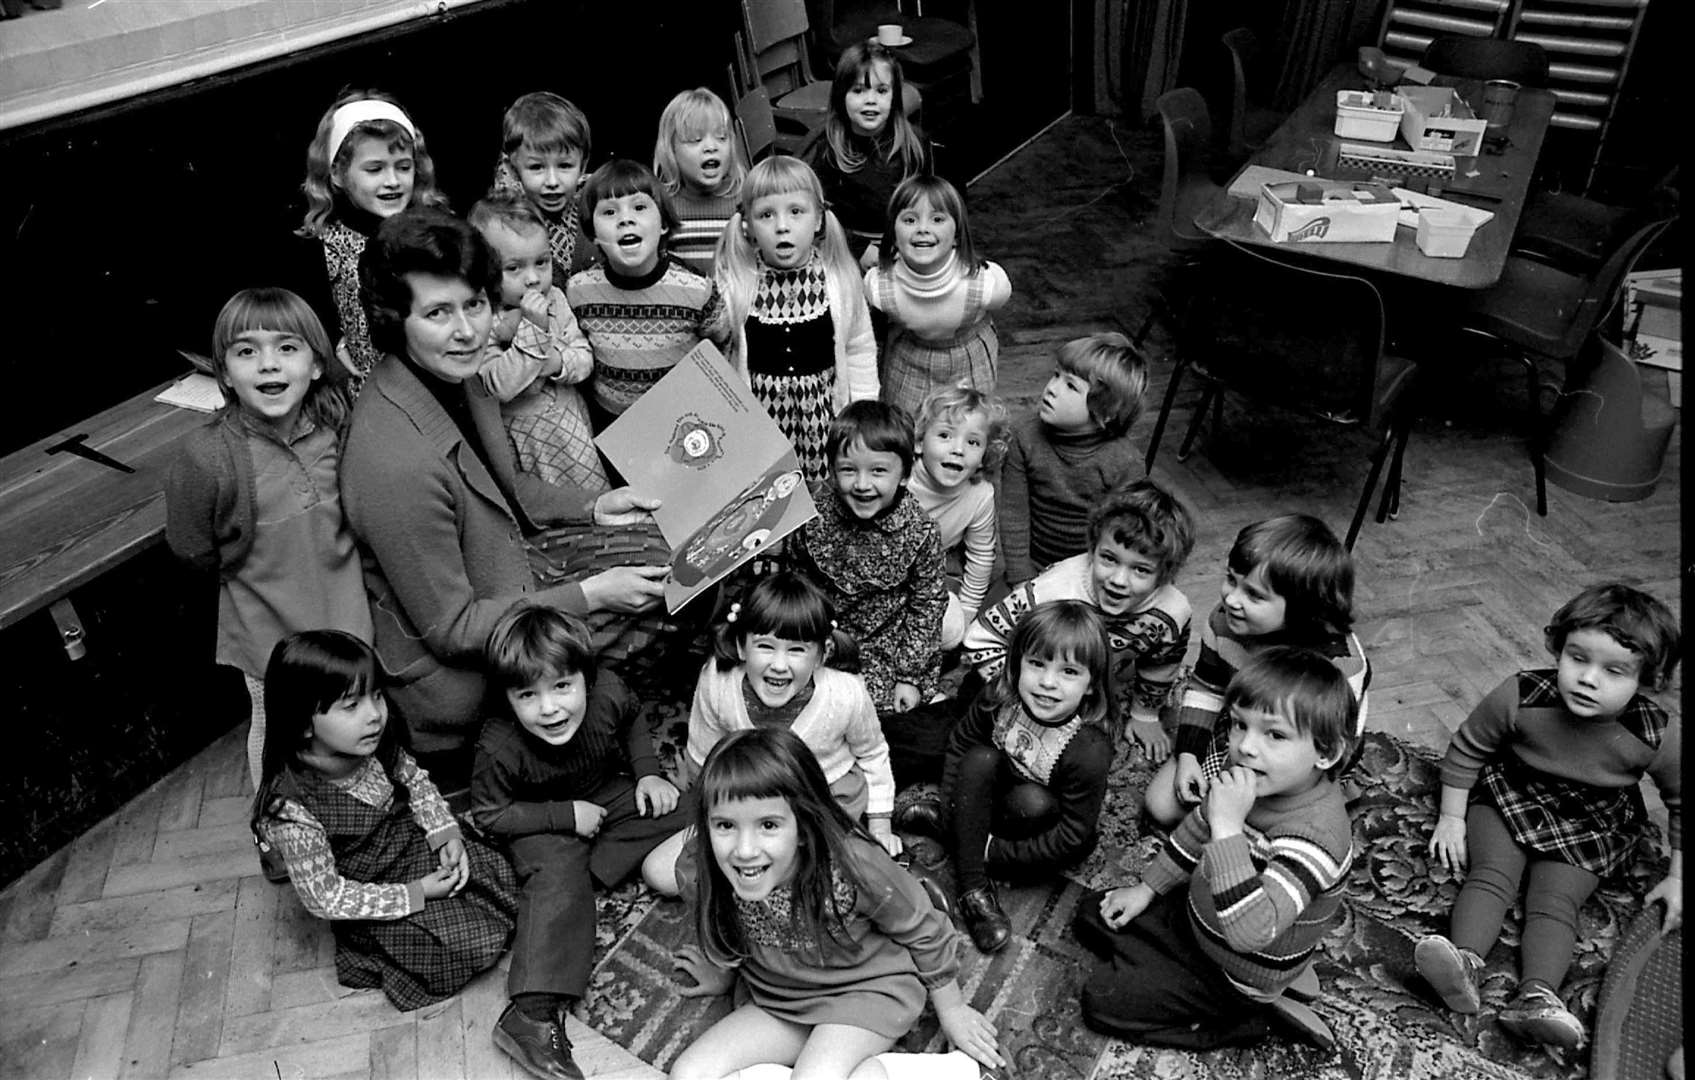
[{"left": 0, "top": 115, "right": 1678, "bottom": 1078}]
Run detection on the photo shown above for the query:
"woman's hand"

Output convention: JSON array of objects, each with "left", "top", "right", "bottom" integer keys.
[
  {"left": 1127, "top": 719, "right": 1171, "bottom": 764},
  {"left": 1174, "top": 752, "right": 1208, "bottom": 805},
  {"left": 580, "top": 565, "right": 668, "bottom": 614},
  {"left": 636, "top": 775, "right": 680, "bottom": 818},
  {"left": 936, "top": 999, "right": 1002, "bottom": 1070},
  {"left": 1428, "top": 814, "right": 1469, "bottom": 874},
  {"left": 437, "top": 837, "right": 470, "bottom": 895},
  {"left": 592, "top": 488, "right": 661, "bottom": 527},
  {"left": 1645, "top": 874, "right": 1682, "bottom": 935},
  {"left": 1100, "top": 883, "right": 1153, "bottom": 929},
  {"left": 672, "top": 945, "right": 736, "bottom": 998},
  {"left": 892, "top": 682, "right": 921, "bottom": 712}
]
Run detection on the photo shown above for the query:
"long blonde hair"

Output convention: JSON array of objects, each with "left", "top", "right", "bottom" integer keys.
[{"left": 653, "top": 88, "right": 747, "bottom": 201}]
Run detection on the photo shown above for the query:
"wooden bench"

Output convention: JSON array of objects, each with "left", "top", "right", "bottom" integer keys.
[{"left": 0, "top": 377, "right": 212, "bottom": 655}]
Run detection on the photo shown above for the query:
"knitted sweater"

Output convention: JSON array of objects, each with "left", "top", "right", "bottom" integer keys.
[
  {"left": 863, "top": 254, "right": 1011, "bottom": 341},
  {"left": 468, "top": 671, "right": 659, "bottom": 839},
  {"left": 1441, "top": 670, "right": 1681, "bottom": 849},
  {"left": 907, "top": 460, "right": 995, "bottom": 618},
  {"left": 998, "top": 414, "right": 1141, "bottom": 584},
  {"left": 1140, "top": 778, "right": 1353, "bottom": 998},
  {"left": 1175, "top": 604, "right": 1371, "bottom": 760},
  {"left": 962, "top": 554, "right": 1191, "bottom": 728},
  {"left": 687, "top": 664, "right": 895, "bottom": 816},
  {"left": 669, "top": 189, "right": 738, "bottom": 278},
  {"left": 566, "top": 255, "right": 728, "bottom": 415}
]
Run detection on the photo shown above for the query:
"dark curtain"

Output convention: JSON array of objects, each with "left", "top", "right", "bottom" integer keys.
[
  {"left": 1272, "top": 0, "right": 1388, "bottom": 110},
  {"left": 1119, "top": 0, "right": 1189, "bottom": 120}
]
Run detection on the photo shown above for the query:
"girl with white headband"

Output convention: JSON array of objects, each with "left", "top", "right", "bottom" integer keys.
[{"left": 296, "top": 89, "right": 447, "bottom": 395}]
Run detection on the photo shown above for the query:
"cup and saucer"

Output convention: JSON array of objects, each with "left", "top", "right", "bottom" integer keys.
[{"left": 872, "top": 24, "right": 913, "bottom": 47}]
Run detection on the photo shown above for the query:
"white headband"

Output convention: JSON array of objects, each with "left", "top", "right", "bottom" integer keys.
[{"left": 328, "top": 100, "right": 417, "bottom": 160}]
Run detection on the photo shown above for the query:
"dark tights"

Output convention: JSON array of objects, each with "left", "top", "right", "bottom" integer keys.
[{"left": 948, "top": 744, "right": 1060, "bottom": 891}]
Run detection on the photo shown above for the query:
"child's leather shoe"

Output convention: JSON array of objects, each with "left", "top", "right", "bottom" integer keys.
[
  {"left": 958, "top": 884, "right": 1012, "bottom": 954},
  {"left": 1499, "top": 982, "right": 1585, "bottom": 1050},
  {"left": 1414, "top": 934, "right": 1483, "bottom": 1013}
]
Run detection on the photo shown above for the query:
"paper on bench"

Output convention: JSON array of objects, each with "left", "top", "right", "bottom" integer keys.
[
  {"left": 153, "top": 373, "right": 225, "bottom": 412},
  {"left": 1391, "top": 188, "right": 1494, "bottom": 231}
]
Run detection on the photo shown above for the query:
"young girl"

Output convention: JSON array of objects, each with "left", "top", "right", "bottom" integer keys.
[
  {"left": 669, "top": 727, "right": 1003, "bottom": 1080},
  {"left": 714, "top": 156, "right": 878, "bottom": 483},
  {"left": 1144, "top": 514, "right": 1371, "bottom": 828},
  {"left": 807, "top": 41, "right": 933, "bottom": 267},
  {"left": 907, "top": 385, "right": 1007, "bottom": 648},
  {"left": 469, "top": 195, "right": 607, "bottom": 494},
  {"left": 684, "top": 572, "right": 900, "bottom": 857},
  {"left": 1417, "top": 584, "right": 1682, "bottom": 1051},
  {"left": 165, "top": 288, "right": 373, "bottom": 795},
  {"left": 252, "top": 631, "right": 517, "bottom": 1012},
  {"left": 297, "top": 89, "right": 445, "bottom": 393},
  {"left": 490, "top": 91, "right": 594, "bottom": 278},
  {"left": 866, "top": 175, "right": 1012, "bottom": 418},
  {"left": 923, "top": 601, "right": 1116, "bottom": 955},
  {"left": 654, "top": 87, "right": 746, "bottom": 278}
]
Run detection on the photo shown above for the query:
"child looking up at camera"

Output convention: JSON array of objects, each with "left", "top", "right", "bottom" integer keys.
[
  {"left": 566, "top": 159, "right": 729, "bottom": 424},
  {"left": 1415, "top": 584, "right": 1681, "bottom": 1052},
  {"left": 963, "top": 479, "right": 1195, "bottom": 762},
  {"left": 908, "top": 385, "right": 1008, "bottom": 648},
  {"left": 471, "top": 604, "right": 691, "bottom": 1080},
  {"left": 1145, "top": 514, "right": 1370, "bottom": 828},
  {"left": 1075, "top": 647, "right": 1357, "bottom": 1049},
  {"left": 469, "top": 196, "right": 606, "bottom": 494},
  {"left": 866, "top": 174, "right": 1012, "bottom": 418},
  {"left": 715, "top": 155, "right": 879, "bottom": 482},
  {"left": 1000, "top": 332, "right": 1148, "bottom": 586},
  {"left": 490, "top": 91, "right": 594, "bottom": 277},
  {"left": 653, "top": 87, "right": 746, "bottom": 277}
]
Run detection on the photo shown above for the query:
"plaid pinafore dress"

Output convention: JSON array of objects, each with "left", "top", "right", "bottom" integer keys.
[{"left": 874, "top": 267, "right": 999, "bottom": 419}]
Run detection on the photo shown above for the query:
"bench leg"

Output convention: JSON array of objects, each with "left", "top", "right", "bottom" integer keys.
[{"left": 48, "top": 598, "right": 88, "bottom": 660}]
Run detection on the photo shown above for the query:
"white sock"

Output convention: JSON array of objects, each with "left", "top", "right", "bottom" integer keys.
[{"left": 871, "top": 1049, "right": 980, "bottom": 1080}]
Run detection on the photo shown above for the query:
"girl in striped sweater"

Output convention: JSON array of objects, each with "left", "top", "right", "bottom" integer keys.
[{"left": 1074, "top": 647, "right": 1357, "bottom": 1048}]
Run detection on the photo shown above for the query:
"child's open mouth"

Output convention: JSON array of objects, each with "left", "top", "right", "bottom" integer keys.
[
  {"left": 618, "top": 233, "right": 645, "bottom": 249},
  {"left": 732, "top": 864, "right": 770, "bottom": 887},
  {"left": 700, "top": 158, "right": 721, "bottom": 176},
  {"left": 254, "top": 381, "right": 291, "bottom": 397}
]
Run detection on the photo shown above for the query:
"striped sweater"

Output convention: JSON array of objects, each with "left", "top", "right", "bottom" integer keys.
[
  {"left": 566, "top": 255, "right": 728, "bottom": 415},
  {"left": 669, "top": 189, "right": 738, "bottom": 278},
  {"left": 1140, "top": 778, "right": 1353, "bottom": 998}
]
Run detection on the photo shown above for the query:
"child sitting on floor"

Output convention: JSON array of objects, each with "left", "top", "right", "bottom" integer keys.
[
  {"left": 1075, "top": 646, "right": 1357, "bottom": 1049},
  {"left": 1415, "top": 584, "right": 1681, "bottom": 1052},
  {"left": 470, "top": 603, "right": 691, "bottom": 1079},
  {"left": 999, "top": 332, "right": 1148, "bottom": 587},
  {"left": 908, "top": 385, "right": 1008, "bottom": 649}
]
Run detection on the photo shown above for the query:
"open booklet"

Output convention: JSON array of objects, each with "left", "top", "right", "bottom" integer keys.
[{"left": 594, "top": 341, "right": 816, "bottom": 613}]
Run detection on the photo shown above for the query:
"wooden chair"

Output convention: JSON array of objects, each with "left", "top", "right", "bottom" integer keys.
[
  {"left": 1144, "top": 243, "right": 1419, "bottom": 550},
  {"left": 728, "top": 68, "right": 779, "bottom": 165},
  {"left": 1220, "top": 27, "right": 1285, "bottom": 161},
  {"left": 1422, "top": 34, "right": 1549, "bottom": 85}
]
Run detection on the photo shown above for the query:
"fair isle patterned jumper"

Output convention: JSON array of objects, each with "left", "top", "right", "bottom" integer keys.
[{"left": 566, "top": 255, "right": 727, "bottom": 416}]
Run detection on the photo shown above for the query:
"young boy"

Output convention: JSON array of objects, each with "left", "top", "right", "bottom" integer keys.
[
  {"left": 565, "top": 159, "right": 729, "bottom": 424},
  {"left": 999, "top": 331, "right": 1148, "bottom": 587},
  {"left": 1074, "top": 647, "right": 1357, "bottom": 1050},
  {"left": 491, "top": 91, "right": 596, "bottom": 277},
  {"left": 472, "top": 604, "right": 691, "bottom": 1080},
  {"left": 469, "top": 196, "right": 606, "bottom": 494},
  {"left": 959, "top": 480, "right": 1195, "bottom": 761}
]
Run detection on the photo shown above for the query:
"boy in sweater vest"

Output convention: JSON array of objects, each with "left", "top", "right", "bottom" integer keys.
[
  {"left": 471, "top": 604, "right": 693, "bottom": 1080},
  {"left": 1073, "top": 646, "right": 1356, "bottom": 1050}
]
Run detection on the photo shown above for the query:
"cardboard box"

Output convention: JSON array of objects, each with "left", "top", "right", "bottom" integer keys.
[
  {"left": 1627, "top": 269, "right": 1680, "bottom": 407},
  {"left": 1253, "top": 181, "right": 1401, "bottom": 243},
  {"left": 1396, "top": 86, "right": 1486, "bottom": 156}
]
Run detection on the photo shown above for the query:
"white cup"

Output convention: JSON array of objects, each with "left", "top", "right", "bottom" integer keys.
[{"left": 876, "top": 23, "right": 904, "bottom": 46}]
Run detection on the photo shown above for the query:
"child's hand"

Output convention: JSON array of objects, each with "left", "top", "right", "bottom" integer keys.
[
  {"left": 636, "top": 775, "right": 680, "bottom": 818},
  {"left": 1204, "top": 765, "right": 1257, "bottom": 838},
  {"left": 1428, "top": 814, "right": 1469, "bottom": 874},
  {"left": 1174, "top": 752, "right": 1208, "bottom": 805},
  {"left": 1645, "top": 874, "right": 1682, "bottom": 934},
  {"left": 437, "top": 837, "right": 470, "bottom": 895},
  {"left": 417, "top": 866, "right": 460, "bottom": 900},
  {"left": 672, "top": 944, "right": 736, "bottom": 998},
  {"left": 892, "top": 682, "right": 921, "bottom": 712},
  {"left": 858, "top": 242, "right": 881, "bottom": 271},
  {"left": 868, "top": 816, "right": 903, "bottom": 857},
  {"left": 491, "top": 307, "right": 522, "bottom": 346},
  {"left": 575, "top": 801, "right": 607, "bottom": 838},
  {"left": 1127, "top": 719, "right": 1171, "bottom": 764},
  {"left": 936, "top": 1000, "right": 1002, "bottom": 1071},
  {"left": 1100, "top": 883, "right": 1153, "bottom": 929},
  {"left": 519, "top": 289, "right": 550, "bottom": 331}
]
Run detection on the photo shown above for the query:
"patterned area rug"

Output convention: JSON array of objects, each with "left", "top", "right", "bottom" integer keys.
[{"left": 583, "top": 671, "right": 1668, "bottom": 1080}]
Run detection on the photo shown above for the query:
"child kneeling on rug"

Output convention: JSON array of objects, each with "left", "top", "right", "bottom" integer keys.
[
  {"left": 670, "top": 728, "right": 1004, "bottom": 1080},
  {"left": 1416, "top": 583, "right": 1681, "bottom": 1052},
  {"left": 471, "top": 603, "right": 694, "bottom": 1080},
  {"left": 1074, "top": 646, "right": 1357, "bottom": 1049}
]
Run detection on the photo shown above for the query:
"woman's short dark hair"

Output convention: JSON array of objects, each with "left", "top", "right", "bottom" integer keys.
[{"left": 358, "top": 206, "right": 490, "bottom": 357}]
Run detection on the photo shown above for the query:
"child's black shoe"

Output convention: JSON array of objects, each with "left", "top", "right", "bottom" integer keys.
[{"left": 958, "top": 884, "right": 1012, "bottom": 954}]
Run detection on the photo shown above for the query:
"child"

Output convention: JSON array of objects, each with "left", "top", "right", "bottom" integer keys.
[
  {"left": 1415, "top": 584, "right": 1681, "bottom": 1051},
  {"left": 714, "top": 156, "right": 879, "bottom": 482},
  {"left": 653, "top": 87, "right": 746, "bottom": 277},
  {"left": 490, "top": 91, "right": 595, "bottom": 278},
  {"left": 252, "top": 631, "right": 517, "bottom": 1012},
  {"left": 684, "top": 571, "right": 900, "bottom": 856},
  {"left": 669, "top": 727, "right": 1003, "bottom": 1080},
  {"left": 790, "top": 401, "right": 948, "bottom": 781},
  {"left": 1146, "top": 514, "right": 1370, "bottom": 827},
  {"left": 960, "top": 480, "right": 1195, "bottom": 761},
  {"left": 808, "top": 41, "right": 933, "bottom": 267},
  {"left": 907, "top": 385, "right": 1008, "bottom": 648},
  {"left": 1074, "top": 647, "right": 1358, "bottom": 1049},
  {"left": 297, "top": 90, "right": 443, "bottom": 395},
  {"left": 166, "top": 288, "right": 373, "bottom": 793},
  {"left": 930, "top": 601, "right": 1118, "bottom": 954},
  {"left": 469, "top": 195, "right": 607, "bottom": 494},
  {"left": 865, "top": 175, "right": 1012, "bottom": 418},
  {"left": 999, "top": 332, "right": 1148, "bottom": 587},
  {"left": 566, "top": 158, "right": 729, "bottom": 423},
  {"left": 471, "top": 604, "right": 692, "bottom": 1079}
]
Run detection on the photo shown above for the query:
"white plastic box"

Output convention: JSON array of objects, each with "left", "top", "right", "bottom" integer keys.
[
  {"left": 1414, "top": 209, "right": 1478, "bottom": 257},
  {"left": 1334, "top": 90, "right": 1405, "bottom": 141}
]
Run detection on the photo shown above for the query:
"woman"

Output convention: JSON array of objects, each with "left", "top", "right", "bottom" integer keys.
[{"left": 340, "top": 206, "right": 670, "bottom": 781}]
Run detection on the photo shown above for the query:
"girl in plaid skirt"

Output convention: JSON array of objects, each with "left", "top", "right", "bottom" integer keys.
[
  {"left": 253, "top": 631, "right": 517, "bottom": 1012},
  {"left": 1417, "top": 584, "right": 1682, "bottom": 1050}
]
